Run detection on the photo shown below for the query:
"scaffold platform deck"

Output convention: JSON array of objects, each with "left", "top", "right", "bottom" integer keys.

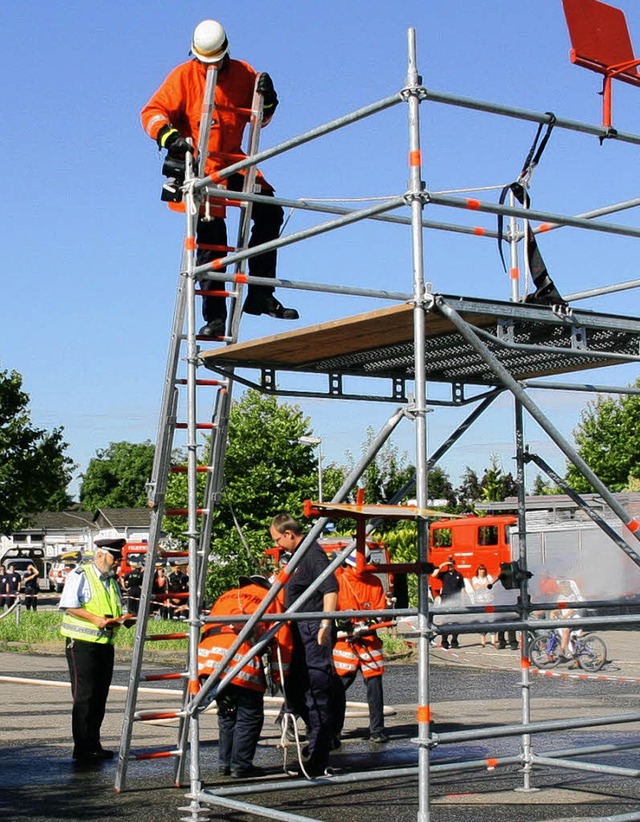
[{"left": 200, "top": 294, "right": 640, "bottom": 388}]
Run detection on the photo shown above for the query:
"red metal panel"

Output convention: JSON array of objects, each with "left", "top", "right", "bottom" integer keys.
[{"left": 562, "top": 0, "right": 640, "bottom": 85}]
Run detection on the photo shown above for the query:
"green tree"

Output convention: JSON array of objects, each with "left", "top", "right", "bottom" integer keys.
[
  {"left": 346, "top": 430, "right": 415, "bottom": 506},
  {"left": 79, "top": 440, "right": 155, "bottom": 509},
  {"left": 0, "top": 368, "right": 74, "bottom": 533},
  {"left": 427, "top": 465, "right": 457, "bottom": 509},
  {"left": 566, "top": 382, "right": 640, "bottom": 493},
  {"left": 456, "top": 466, "right": 482, "bottom": 508},
  {"left": 531, "top": 473, "right": 562, "bottom": 496},
  {"left": 164, "top": 390, "right": 330, "bottom": 599},
  {"left": 480, "top": 454, "right": 518, "bottom": 502}
]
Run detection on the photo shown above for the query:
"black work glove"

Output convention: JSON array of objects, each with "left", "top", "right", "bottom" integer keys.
[
  {"left": 157, "top": 126, "right": 194, "bottom": 157},
  {"left": 257, "top": 73, "right": 279, "bottom": 114}
]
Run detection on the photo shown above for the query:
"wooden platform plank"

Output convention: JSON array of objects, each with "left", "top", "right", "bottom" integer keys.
[{"left": 199, "top": 296, "right": 640, "bottom": 386}]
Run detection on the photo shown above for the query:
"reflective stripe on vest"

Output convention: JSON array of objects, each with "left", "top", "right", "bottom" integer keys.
[
  {"left": 198, "top": 640, "right": 265, "bottom": 692},
  {"left": 60, "top": 564, "right": 122, "bottom": 645},
  {"left": 333, "top": 639, "right": 384, "bottom": 678}
]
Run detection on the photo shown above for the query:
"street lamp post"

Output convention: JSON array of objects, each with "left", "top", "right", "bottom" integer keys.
[{"left": 298, "top": 436, "right": 323, "bottom": 502}]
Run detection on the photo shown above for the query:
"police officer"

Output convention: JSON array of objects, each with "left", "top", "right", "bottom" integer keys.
[
  {"left": 59, "top": 537, "right": 129, "bottom": 764},
  {"left": 5, "top": 564, "right": 22, "bottom": 608}
]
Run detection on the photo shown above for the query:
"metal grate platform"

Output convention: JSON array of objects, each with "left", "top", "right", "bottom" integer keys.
[{"left": 200, "top": 294, "right": 640, "bottom": 389}]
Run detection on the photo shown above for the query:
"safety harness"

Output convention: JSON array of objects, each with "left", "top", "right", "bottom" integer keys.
[{"left": 497, "top": 116, "right": 569, "bottom": 312}]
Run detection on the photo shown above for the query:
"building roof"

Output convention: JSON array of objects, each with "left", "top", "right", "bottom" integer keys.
[
  {"left": 94, "top": 508, "right": 152, "bottom": 528},
  {"left": 21, "top": 510, "right": 95, "bottom": 531},
  {"left": 8, "top": 508, "right": 152, "bottom": 536}
]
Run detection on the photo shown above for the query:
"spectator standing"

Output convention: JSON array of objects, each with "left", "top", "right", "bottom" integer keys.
[
  {"left": 431, "top": 559, "right": 465, "bottom": 649},
  {"left": 141, "top": 18, "right": 298, "bottom": 338},
  {"left": 332, "top": 553, "right": 389, "bottom": 743},
  {"left": 59, "top": 538, "right": 127, "bottom": 764},
  {"left": 152, "top": 565, "right": 169, "bottom": 619},
  {"left": 5, "top": 564, "right": 22, "bottom": 609},
  {"left": 168, "top": 564, "right": 190, "bottom": 619},
  {"left": 23, "top": 562, "right": 40, "bottom": 611},
  {"left": 123, "top": 564, "right": 144, "bottom": 617},
  {"left": 466, "top": 565, "right": 496, "bottom": 648},
  {"left": 269, "top": 513, "right": 338, "bottom": 777},
  {"left": 0, "top": 565, "right": 7, "bottom": 610}
]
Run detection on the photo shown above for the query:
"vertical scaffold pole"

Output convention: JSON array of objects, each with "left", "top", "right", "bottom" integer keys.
[
  {"left": 514, "top": 400, "right": 537, "bottom": 794},
  {"left": 405, "top": 28, "right": 432, "bottom": 822}
]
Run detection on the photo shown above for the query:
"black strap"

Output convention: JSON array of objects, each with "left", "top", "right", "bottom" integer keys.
[{"left": 496, "top": 115, "right": 567, "bottom": 308}]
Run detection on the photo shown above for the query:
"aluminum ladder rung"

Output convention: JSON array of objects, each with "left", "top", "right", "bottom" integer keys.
[
  {"left": 143, "top": 671, "right": 188, "bottom": 682},
  {"left": 175, "top": 422, "right": 217, "bottom": 430},
  {"left": 134, "top": 709, "right": 185, "bottom": 722}
]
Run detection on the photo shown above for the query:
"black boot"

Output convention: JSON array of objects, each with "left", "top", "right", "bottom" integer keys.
[
  {"left": 198, "top": 318, "right": 226, "bottom": 338},
  {"left": 242, "top": 294, "right": 299, "bottom": 320}
]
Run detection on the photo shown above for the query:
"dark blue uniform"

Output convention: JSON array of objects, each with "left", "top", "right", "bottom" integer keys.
[{"left": 284, "top": 540, "right": 338, "bottom": 775}]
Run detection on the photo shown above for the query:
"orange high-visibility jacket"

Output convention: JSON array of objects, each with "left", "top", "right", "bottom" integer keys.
[
  {"left": 333, "top": 567, "right": 387, "bottom": 679},
  {"left": 141, "top": 58, "right": 273, "bottom": 190},
  {"left": 198, "top": 583, "right": 292, "bottom": 692}
]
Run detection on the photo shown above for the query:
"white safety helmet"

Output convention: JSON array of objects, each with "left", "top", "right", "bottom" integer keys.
[
  {"left": 345, "top": 549, "right": 371, "bottom": 568},
  {"left": 191, "top": 19, "right": 229, "bottom": 64}
]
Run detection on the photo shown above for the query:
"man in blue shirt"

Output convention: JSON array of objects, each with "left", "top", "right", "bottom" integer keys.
[{"left": 270, "top": 513, "right": 338, "bottom": 777}]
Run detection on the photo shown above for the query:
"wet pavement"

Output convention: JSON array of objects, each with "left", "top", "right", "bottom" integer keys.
[{"left": 2, "top": 630, "right": 640, "bottom": 822}]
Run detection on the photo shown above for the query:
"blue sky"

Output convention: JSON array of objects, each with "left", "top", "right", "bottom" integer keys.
[{"left": 2, "top": 1, "right": 639, "bottom": 498}]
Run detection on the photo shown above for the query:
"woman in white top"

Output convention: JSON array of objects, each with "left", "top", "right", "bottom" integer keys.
[{"left": 467, "top": 565, "right": 496, "bottom": 648}]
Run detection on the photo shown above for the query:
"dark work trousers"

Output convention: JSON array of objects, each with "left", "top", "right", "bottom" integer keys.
[
  {"left": 126, "top": 587, "right": 141, "bottom": 616},
  {"left": 286, "top": 621, "right": 335, "bottom": 772},
  {"left": 216, "top": 684, "right": 265, "bottom": 770},
  {"left": 497, "top": 630, "right": 518, "bottom": 649},
  {"left": 337, "top": 672, "right": 385, "bottom": 737},
  {"left": 197, "top": 172, "right": 284, "bottom": 322},
  {"left": 65, "top": 637, "right": 115, "bottom": 756},
  {"left": 24, "top": 589, "right": 38, "bottom": 610}
]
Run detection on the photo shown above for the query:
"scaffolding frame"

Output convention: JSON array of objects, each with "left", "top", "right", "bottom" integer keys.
[{"left": 120, "top": 25, "right": 640, "bottom": 822}]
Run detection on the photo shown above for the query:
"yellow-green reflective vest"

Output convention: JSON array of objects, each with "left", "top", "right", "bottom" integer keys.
[{"left": 60, "top": 564, "right": 122, "bottom": 645}]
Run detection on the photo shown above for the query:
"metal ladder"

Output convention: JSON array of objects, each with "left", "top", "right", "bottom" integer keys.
[{"left": 115, "top": 67, "right": 269, "bottom": 792}]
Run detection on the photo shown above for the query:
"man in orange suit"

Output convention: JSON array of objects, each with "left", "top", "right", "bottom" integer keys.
[
  {"left": 142, "top": 19, "right": 298, "bottom": 338},
  {"left": 332, "top": 553, "right": 390, "bottom": 743},
  {"left": 198, "top": 576, "right": 292, "bottom": 778}
]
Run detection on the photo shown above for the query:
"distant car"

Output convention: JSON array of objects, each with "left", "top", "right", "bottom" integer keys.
[{"left": 48, "top": 554, "right": 79, "bottom": 593}]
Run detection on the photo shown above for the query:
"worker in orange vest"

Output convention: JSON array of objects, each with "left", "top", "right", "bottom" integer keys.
[
  {"left": 198, "top": 576, "right": 292, "bottom": 778},
  {"left": 332, "top": 552, "right": 390, "bottom": 744},
  {"left": 141, "top": 19, "right": 298, "bottom": 339}
]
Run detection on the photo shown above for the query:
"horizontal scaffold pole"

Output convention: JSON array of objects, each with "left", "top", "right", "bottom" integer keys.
[
  {"left": 427, "top": 192, "right": 640, "bottom": 240},
  {"left": 193, "top": 93, "right": 405, "bottom": 191},
  {"left": 205, "top": 185, "right": 502, "bottom": 240},
  {"left": 421, "top": 87, "right": 640, "bottom": 146},
  {"left": 192, "top": 268, "right": 411, "bottom": 302},
  {"left": 193, "top": 197, "right": 406, "bottom": 277}
]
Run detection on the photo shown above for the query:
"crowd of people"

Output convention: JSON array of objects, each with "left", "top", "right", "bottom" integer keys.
[
  {"left": 0, "top": 562, "right": 40, "bottom": 611},
  {"left": 120, "top": 561, "right": 190, "bottom": 620},
  {"left": 56, "top": 515, "right": 395, "bottom": 776},
  {"left": 195, "top": 512, "right": 393, "bottom": 779}
]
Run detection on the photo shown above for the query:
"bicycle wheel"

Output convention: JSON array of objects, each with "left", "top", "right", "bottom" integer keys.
[
  {"left": 529, "top": 634, "right": 561, "bottom": 669},
  {"left": 576, "top": 634, "right": 607, "bottom": 672}
]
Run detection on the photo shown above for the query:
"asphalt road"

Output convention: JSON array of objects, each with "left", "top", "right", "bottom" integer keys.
[{"left": 2, "top": 633, "right": 640, "bottom": 822}]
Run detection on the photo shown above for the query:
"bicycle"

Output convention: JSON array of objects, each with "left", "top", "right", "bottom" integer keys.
[{"left": 529, "top": 628, "right": 607, "bottom": 672}]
